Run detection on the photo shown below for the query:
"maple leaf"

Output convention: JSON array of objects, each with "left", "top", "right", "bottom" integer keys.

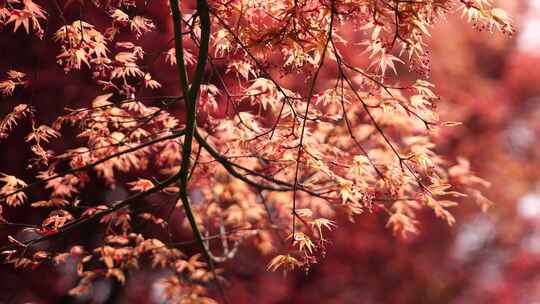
[
  {"left": 6, "top": 10, "right": 31, "bottom": 34},
  {"left": 0, "top": 174, "right": 28, "bottom": 207},
  {"left": 267, "top": 254, "right": 302, "bottom": 273},
  {"left": 370, "top": 52, "right": 404, "bottom": 76},
  {"left": 6, "top": 70, "right": 26, "bottom": 80},
  {"left": 128, "top": 178, "right": 155, "bottom": 192},
  {"left": 310, "top": 218, "right": 336, "bottom": 240},
  {"left": 130, "top": 16, "right": 155, "bottom": 38},
  {"left": 244, "top": 78, "right": 281, "bottom": 111},
  {"left": 42, "top": 209, "right": 74, "bottom": 230},
  {"left": 144, "top": 73, "right": 162, "bottom": 89},
  {"left": 290, "top": 232, "right": 315, "bottom": 255},
  {"left": 0, "top": 80, "right": 17, "bottom": 96}
]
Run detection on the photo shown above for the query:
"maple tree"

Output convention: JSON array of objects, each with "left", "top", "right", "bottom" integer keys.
[{"left": 0, "top": 0, "right": 518, "bottom": 302}]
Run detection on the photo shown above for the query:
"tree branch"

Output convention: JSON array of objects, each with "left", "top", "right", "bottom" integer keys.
[{"left": 169, "top": 2, "right": 226, "bottom": 301}]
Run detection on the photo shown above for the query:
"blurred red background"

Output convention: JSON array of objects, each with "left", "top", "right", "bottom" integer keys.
[{"left": 1, "top": 0, "right": 540, "bottom": 303}]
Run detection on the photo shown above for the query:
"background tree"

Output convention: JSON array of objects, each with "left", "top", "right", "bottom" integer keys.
[{"left": 0, "top": 0, "right": 530, "bottom": 303}]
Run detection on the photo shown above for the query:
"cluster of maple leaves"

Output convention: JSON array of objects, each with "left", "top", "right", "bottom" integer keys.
[{"left": 0, "top": 0, "right": 513, "bottom": 302}]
